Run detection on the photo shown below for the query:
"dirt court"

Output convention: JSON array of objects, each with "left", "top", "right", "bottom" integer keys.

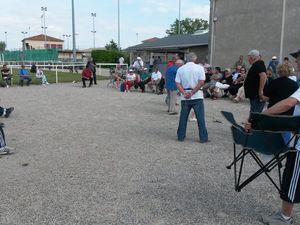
[{"left": 0, "top": 81, "right": 299, "bottom": 225}]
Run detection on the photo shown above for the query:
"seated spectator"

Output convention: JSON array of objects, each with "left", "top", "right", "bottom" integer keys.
[
  {"left": 203, "top": 66, "right": 223, "bottom": 99},
  {"left": 112, "top": 64, "right": 126, "bottom": 88},
  {"left": 124, "top": 69, "right": 137, "bottom": 92},
  {"left": 0, "top": 106, "right": 14, "bottom": 118},
  {"left": 136, "top": 68, "right": 151, "bottom": 92},
  {"left": 1, "top": 64, "right": 13, "bottom": 88},
  {"left": 263, "top": 63, "right": 299, "bottom": 115},
  {"left": 81, "top": 66, "right": 93, "bottom": 88},
  {"left": 147, "top": 67, "right": 162, "bottom": 93},
  {"left": 36, "top": 67, "right": 49, "bottom": 86},
  {"left": 227, "top": 66, "right": 246, "bottom": 97},
  {"left": 220, "top": 68, "right": 233, "bottom": 97},
  {"left": 30, "top": 63, "right": 37, "bottom": 73},
  {"left": 232, "top": 86, "right": 245, "bottom": 103},
  {"left": 200, "top": 60, "right": 211, "bottom": 73},
  {"left": 18, "top": 65, "right": 32, "bottom": 86}
]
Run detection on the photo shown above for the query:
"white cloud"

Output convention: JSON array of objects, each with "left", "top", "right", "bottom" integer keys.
[{"left": 183, "top": 4, "right": 210, "bottom": 20}]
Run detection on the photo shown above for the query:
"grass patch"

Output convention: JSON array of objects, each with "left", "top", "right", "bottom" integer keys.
[{"left": 9, "top": 69, "right": 109, "bottom": 85}]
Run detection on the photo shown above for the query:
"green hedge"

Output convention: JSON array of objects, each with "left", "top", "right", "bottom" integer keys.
[{"left": 91, "top": 50, "right": 129, "bottom": 64}]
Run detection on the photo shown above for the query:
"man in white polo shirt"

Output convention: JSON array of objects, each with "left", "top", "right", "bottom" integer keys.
[{"left": 175, "top": 52, "right": 208, "bottom": 143}]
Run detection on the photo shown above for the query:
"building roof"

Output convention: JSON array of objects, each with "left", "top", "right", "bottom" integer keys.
[
  {"left": 23, "top": 34, "right": 63, "bottom": 42},
  {"left": 127, "top": 32, "right": 209, "bottom": 51}
]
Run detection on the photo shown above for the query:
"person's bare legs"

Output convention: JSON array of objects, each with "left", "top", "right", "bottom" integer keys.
[{"left": 282, "top": 200, "right": 293, "bottom": 217}]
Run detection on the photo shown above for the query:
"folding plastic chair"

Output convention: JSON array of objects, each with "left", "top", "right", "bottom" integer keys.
[{"left": 221, "top": 111, "right": 294, "bottom": 193}]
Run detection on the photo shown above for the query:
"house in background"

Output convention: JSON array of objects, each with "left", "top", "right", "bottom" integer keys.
[
  {"left": 22, "top": 34, "right": 63, "bottom": 50},
  {"left": 127, "top": 31, "right": 209, "bottom": 65}
]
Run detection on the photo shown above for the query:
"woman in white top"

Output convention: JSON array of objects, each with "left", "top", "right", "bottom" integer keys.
[
  {"left": 124, "top": 69, "right": 137, "bottom": 92},
  {"left": 36, "top": 67, "right": 49, "bottom": 86}
]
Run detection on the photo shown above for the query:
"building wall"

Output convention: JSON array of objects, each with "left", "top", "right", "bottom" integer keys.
[
  {"left": 25, "top": 40, "right": 63, "bottom": 50},
  {"left": 189, "top": 46, "right": 208, "bottom": 62},
  {"left": 210, "top": 0, "right": 300, "bottom": 69}
]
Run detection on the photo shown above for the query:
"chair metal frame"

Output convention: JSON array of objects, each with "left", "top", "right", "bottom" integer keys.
[{"left": 221, "top": 111, "right": 296, "bottom": 193}]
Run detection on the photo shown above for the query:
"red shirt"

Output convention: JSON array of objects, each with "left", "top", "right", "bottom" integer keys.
[
  {"left": 166, "top": 61, "right": 175, "bottom": 70},
  {"left": 82, "top": 68, "right": 92, "bottom": 78}
]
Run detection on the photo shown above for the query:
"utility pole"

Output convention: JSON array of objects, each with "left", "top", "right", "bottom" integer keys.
[
  {"left": 21, "top": 31, "right": 28, "bottom": 51},
  {"left": 118, "top": 0, "right": 121, "bottom": 51},
  {"left": 71, "top": 0, "right": 77, "bottom": 62},
  {"left": 41, "top": 6, "right": 48, "bottom": 48},
  {"left": 91, "top": 13, "right": 96, "bottom": 49},
  {"left": 178, "top": 0, "right": 181, "bottom": 34}
]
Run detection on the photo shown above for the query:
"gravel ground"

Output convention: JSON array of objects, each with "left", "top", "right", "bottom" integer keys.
[{"left": 0, "top": 81, "right": 299, "bottom": 225}]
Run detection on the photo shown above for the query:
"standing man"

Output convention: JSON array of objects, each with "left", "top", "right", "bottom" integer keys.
[
  {"left": 175, "top": 52, "right": 208, "bottom": 143},
  {"left": 244, "top": 49, "right": 267, "bottom": 115},
  {"left": 267, "top": 56, "right": 280, "bottom": 79},
  {"left": 165, "top": 59, "right": 184, "bottom": 115}
]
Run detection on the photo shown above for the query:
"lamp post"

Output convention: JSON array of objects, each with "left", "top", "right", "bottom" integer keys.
[
  {"left": 118, "top": 0, "right": 121, "bottom": 51},
  {"left": 65, "top": 34, "right": 71, "bottom": 49},
  {"left": 279, "top": 0, "right": 287, "bottom": 62},
  {"left": 136, "top": 33, "right": 139, "bottom": 44},
  {"left": 41, "top": 6, "right": 47, "bottom": 48},
  {"left": 178, "top": 0, "right": 181, "bottom": 34},
  {"left": 91, "top": 13, "right": 96, "bottom": 49},
  {"left": 21, "top": 31, "right": 28, "bottom": 51},
  {"left": 71, "top": 0, "right": 76, "bottom": 62},
  {"left": 4, "top": 32, "right": 7, "bottom": 50}
]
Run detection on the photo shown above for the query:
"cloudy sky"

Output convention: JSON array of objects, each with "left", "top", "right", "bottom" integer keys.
[{"left": 1, "top": 0, "right": 210, "bottom": 50}]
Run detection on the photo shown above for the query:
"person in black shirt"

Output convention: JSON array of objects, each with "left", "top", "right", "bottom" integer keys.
[
  {"left": 244, "top": 49, "right": 267, "bottom": 115},
  {"left": 263, "top": 63, "right": 298, "bottom": 115}
]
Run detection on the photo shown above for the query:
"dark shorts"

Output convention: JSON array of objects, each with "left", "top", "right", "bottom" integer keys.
[{"left": 280, "top": 151, "right": 300, "bottom": 203}]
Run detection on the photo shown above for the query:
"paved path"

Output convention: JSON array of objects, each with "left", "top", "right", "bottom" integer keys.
[{"left": 0, "top": 82, "right": 299, "bottom": 225}]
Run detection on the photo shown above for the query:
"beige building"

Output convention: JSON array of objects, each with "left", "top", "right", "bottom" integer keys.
[{"left": 23, "top": 34, "right": 63, "bottom": 50}]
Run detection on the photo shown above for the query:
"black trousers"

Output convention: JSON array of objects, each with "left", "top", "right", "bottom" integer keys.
[
  {"left": 82, "top": 77, "right": 93, "bottom": 87},
  {"left": 93, "top": 71, "right": 97, "bottom": 84},
  {"left": 158, "top": 78, "right": 165, "bottom": 92}
]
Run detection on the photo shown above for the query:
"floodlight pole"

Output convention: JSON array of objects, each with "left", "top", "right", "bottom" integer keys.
[
  {"left": 41, "top": 7, "right": 47, "bottom": 48},
  {"left": 4, "top": 32, "right": 7, "bottom": 50},
  {"left": 279, "top": 0, "right": 286, "bottom": 62},
  {"left": 118, "top": 0, "right": 121, "bottom": 51},
  {"left": 71, "top": 0, "right": 77, "bottom": 62},
  {"left": 91, "top": 13, "right": 96, "bottom": 49},
  {"left": 178, "top": 0, "right": 181, "bottom": 34}
]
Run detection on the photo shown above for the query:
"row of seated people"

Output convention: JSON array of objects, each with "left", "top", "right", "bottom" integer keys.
[
  {"left": 1, "top": 64, "right": 49, "bottom": 87},
  {"left": 110, "top": 65, "right": 165, "bottom": 93},
  {"left": 203, "top": 65, "right": 247, "bottom": 101}
]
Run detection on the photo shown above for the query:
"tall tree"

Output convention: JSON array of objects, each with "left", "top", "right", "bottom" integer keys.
[
  {"left": 0, "top": 41, "right": 6, "bottom": 52},
  {"left": 166, "top": 18, "right": 209, "bottom": 35},
  {"left": 105, "top": 39, "right": 119, "bottom": 51}
]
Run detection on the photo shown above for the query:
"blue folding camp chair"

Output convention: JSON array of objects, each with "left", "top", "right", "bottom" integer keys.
[{"left": 221, "top": 111, "right": 298, "bottom": 193}]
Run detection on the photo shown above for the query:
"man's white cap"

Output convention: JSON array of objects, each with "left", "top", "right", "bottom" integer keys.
[
  {"left": 137, "top": 57, "right": 141, "bottom": 60},
  {"left": 247, "top": 49, "right": 260, "bottom": 57},
  {"left": 272, "top": 56, "right": 277, "bottom": 60}
]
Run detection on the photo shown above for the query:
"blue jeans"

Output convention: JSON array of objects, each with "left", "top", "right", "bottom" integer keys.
[
  {"left": 177, "top": 99, "right": 208, "bottom": 142},
  {"left": 249, "top": 97, "right": 265, "bottom": 113}
]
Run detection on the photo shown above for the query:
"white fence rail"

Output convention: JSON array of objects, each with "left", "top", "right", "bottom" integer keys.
[{"left": 0, "top": 63, "right": 129, "bottom": 84}]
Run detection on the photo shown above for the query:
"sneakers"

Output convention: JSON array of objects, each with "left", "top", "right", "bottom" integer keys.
[
  {"left": 5, "top": 107, "right": 14, "bottom": 118},
  {"left": 169, "top": 112, "right": 178, "bottom": 115},
  {"left": 262, "top": 212, "right": 293, "bottom": 224},
  {"left": 189, "top": 117, "right": 197, "bottom": 122},
  {"left": 0, "top": 146, "right": 11, "bottom": 155}
]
